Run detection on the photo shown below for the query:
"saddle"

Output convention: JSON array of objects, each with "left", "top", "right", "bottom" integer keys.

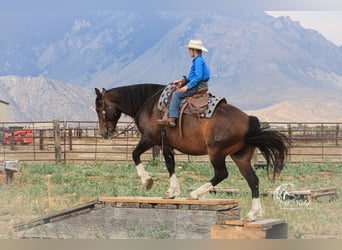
[
  {"left": 157, "top": 84, "right": 226, "bottom": 136},
  {"left": 182, "top": 88, "right": 210, "bottom": 116},
  {"left": 159, "top": 87, "right": 210, "bottom": 126}
]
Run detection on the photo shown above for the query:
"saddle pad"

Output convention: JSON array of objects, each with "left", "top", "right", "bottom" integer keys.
[
  {"left": 199, "top": 96, "right": 226, "bottom": 118},
  {"left": 157, "top": 84, "right": 226, "bottom": 119},
  {"left": 157, "top": 84, "right": 177, "bottom": 111}
]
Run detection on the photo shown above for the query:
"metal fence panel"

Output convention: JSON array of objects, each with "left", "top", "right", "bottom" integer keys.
[{"left": 1, "top": 121, "right": 341, "bottom": 164}]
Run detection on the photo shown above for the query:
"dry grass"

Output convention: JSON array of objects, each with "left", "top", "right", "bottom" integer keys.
[{"left": 0, "top": 161, "right": 341, "bottom": 239}]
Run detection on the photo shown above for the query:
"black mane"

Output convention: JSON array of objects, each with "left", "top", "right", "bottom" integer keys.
[{"left": 106, "top": 83, "right": 165, "bottom": 117}]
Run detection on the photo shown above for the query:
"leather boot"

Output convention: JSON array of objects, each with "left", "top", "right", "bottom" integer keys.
[{"left": 168, "top": 117, "right": 176, "bottom": 127}]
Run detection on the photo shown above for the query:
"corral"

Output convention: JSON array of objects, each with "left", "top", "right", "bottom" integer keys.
[{"left": 0, "top": 120, "right": 341, "bottom": 164}]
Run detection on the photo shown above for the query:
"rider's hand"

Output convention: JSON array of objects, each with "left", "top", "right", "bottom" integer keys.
[
  {"left": 173, "top": 79, "right": 182, "bottom": 85},
  {"left": 179, "top": 85, "right": 188, "bottom": 93}
]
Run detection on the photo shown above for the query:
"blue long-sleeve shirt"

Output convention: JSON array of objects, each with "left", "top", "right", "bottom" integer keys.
[{"left": 186, "top": 54, "right": 210, "bottom": 89}]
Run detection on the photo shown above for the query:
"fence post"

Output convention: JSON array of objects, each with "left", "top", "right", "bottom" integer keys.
[
  {"left": 39, "top": 130, "right": 44, "bottom": 150},
  {"left": 69, "top": 129, "right": 73, "bottom": 150},
  {"left": 53, "top": 120, "right": 61, "bottom": 164},
  {"left": 287, "top": 124, "right": 292, "bottom": 162},
  {"left": 336, "top": 124, "right": 339, "bottom": 146}
]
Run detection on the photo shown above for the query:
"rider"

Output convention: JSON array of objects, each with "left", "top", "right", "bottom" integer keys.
[{"left": 162, "top": 39, "right": 211, "bottom": 127}]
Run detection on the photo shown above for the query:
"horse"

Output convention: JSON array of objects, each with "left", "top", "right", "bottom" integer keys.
[{"left": 95, "top": 83, "right": 289, "bottom": 221}]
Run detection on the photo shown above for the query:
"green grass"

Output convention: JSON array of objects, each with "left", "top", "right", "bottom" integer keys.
[{"left": 0, "top": 160, "right": 341, "bottom": 239}]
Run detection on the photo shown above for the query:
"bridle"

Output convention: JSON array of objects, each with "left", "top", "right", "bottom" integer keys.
[
  {"left": 99, "top": 91, "right": 136, "bottom": 138},
  {"left": 99, "top": 85, "right": 165, "bottom": 138}
]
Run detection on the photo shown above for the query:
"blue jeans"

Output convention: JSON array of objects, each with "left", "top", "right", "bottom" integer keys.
[{"left": 168, "top": 81, "right": 208, "bottom": 118}]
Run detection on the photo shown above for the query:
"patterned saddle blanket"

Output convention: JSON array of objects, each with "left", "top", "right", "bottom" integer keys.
[{"left": 157, "top": 84, "right": 226, "bottom": 118}]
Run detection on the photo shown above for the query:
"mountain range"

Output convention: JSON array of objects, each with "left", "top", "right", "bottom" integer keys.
[
  {"left": 0, "top": 11, "right": 341, "bottom": 122},
  {"left": 0, "top": 76, "right": 95, "bottom": 121}
]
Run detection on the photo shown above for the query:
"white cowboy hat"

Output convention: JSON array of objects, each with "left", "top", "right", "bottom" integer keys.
[{"left": 182, "top": 39, "right": 208, "bottom": 52}]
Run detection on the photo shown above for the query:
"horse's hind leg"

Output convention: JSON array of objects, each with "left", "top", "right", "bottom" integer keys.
[
  {"left": 188, "top": 154, "right": 228, "bottom": 199},
  {"left": 231, "top": 146, "right": 262, "bottom": 222}
]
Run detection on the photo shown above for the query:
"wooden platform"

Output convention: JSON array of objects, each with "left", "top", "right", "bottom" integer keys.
[
  {"left": 15, "top": 197, "right": 240, "bottom": 239},
  {"left": 264, "top": 187, "right": 337, "bottom": 201},
  {"left": 211, "top": 218, "right": 288, "bottom": 239},
  {"left": 188, "top": 187, "right": 240, "bottom": 195},
  {"left": 99, "top": 196, "right": 239, "bottom": 206}
]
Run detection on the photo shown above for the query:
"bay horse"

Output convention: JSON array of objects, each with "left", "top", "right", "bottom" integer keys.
[{"left": 95, "top": 83, "right": 289, "bottom": 221}]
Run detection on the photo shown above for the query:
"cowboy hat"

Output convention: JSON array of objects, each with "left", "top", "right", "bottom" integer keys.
[{"left": 182, "top": 40, "right": 208, "bottom": 52}]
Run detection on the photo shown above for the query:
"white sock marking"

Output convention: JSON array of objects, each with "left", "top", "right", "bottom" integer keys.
[
  {"left": 136, "top": 163, "right": 151, "bottom": 186},
  {"left": 189, "top": 182, "right": 213, "bottom": 199}
]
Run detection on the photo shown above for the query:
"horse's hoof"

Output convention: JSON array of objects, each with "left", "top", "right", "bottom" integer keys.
[
  {"left": 144, "top": 177, "right": 154, "bottom": 191},
  {"left": 244, "top": 213, "right": 256, "bottom": 222},
  {"left": 186, "top": 195, "right": 199, "bottom": 200},
  {"left": 244, "top": 217, "right": 255, "bottom": 222},
  {"left": 163, "top": 193, "right": 176, "bottom": 199}
]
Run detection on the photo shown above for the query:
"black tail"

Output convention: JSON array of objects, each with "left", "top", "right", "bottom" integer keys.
[{"left": 244, "top": 116, "right": 290, "bottom": 180}]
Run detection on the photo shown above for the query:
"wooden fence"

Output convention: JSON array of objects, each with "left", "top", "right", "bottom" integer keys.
[{"left": 0, "top": 120, "right": 341, "bottom": 164}]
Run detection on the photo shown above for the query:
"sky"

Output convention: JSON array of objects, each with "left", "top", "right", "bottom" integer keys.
[
  {"left": 1, "top": 1, "right": 342, "bottom": 46},
  {"left": 266, "top": 11, "right": 342, "bottom": 46}
]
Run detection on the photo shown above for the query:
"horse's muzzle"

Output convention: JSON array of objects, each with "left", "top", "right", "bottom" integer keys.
[{"left": 100, "top": 128, "right": 114, "bottom": 139}]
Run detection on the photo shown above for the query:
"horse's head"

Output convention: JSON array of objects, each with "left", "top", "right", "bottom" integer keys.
[{"left": 95, "top": 88, "right": 121, "bottom": 138}]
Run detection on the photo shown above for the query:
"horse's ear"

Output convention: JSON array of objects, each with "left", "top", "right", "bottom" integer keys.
[
  {"left": 95, "top": 88, "right": 101, "bottom": 97},
  {"left": 102, "top": 88, "right": 106, "bottom": 92}
]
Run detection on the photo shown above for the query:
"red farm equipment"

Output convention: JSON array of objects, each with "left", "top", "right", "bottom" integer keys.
[{"left": 3, "top": 128, "right": 33, "bottom": 145}]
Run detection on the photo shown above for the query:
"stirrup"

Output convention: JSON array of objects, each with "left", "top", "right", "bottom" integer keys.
[
  {"left": 168, "top": 121, "right": 176, "bottom": 127},
  {"left": 168, "top": 117, "right": 176, "bottom": 127}
]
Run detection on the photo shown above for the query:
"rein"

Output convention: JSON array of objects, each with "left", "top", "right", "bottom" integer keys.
[{"left": 112, "top": 119, "right": 137, "bottom": 138}]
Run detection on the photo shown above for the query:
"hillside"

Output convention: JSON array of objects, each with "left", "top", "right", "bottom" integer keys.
[
  {"left": 1, "top": 75, "right": 341, "bottom": 123},
  {"left": 0, "top": 76, "right": 95, "bottom": 121},
  {"left": 0, "top": 11, "right": 341, "bottom": 122},
  {"left": 246, "top": 99, "right": 342, "bottom": 122}
]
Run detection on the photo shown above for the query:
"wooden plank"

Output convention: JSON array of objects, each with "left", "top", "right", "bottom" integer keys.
[
  {"left": 312, "top": 187, "right": 337, "bottom": 193},
  {"left": 211, "top": 219, "right": 288, "bottom": 239},
  {"left": 211, "top": 224, "right": 266, "bottom": 239},
  {"left": 224, "top": 218, "right": 286, "bottom": 228},
  {"left": 224, "top": 220, "right": 245, "bottom": 226},
  {"left": 210, "top": 187, "right": 240, "bottom": 193},
  {"left": 99, "top": 196, "right": 239, "bottom": 206},
  {"left": 14, "top": 200, "right": 99, "bottom": 231},
  {"left": 311, "top": 191, "right": 336, "bottom": 198},
  {"left": 244, "top": 218, "right": 286, "bottom": 228},
  {"left": 188, "top": 187, "right": 240, "bottom": 194},
  {"left": 263, "top": 187, "right": 337, "bottom": 199}
]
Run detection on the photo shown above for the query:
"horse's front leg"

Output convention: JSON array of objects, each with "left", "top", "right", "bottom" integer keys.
[
  {"left": 163, "top": 145, "right": 180, "bottom": 199},
  {"left": 132, "top": 139, "right": 154, "bottom": 190}
]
